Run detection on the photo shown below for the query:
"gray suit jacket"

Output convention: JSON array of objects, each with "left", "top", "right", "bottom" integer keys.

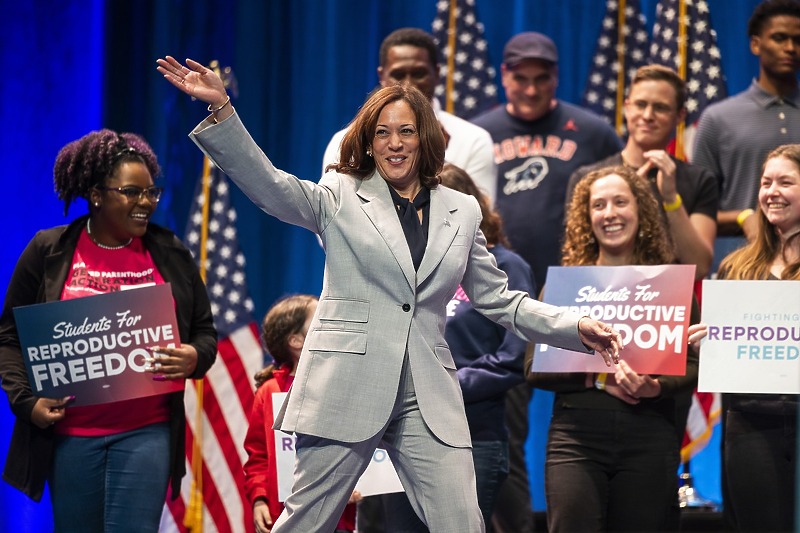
[{"left": 191, "top": 113, "right": 590, "bottom": 448}]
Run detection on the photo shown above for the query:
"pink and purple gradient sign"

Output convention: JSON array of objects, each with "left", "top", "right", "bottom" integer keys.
[
  {"left": 14, "top": 283, "right": 183, "bottom": 406},
  {"left": 532, "top": 264, "right": 695, "bottom": 375}
]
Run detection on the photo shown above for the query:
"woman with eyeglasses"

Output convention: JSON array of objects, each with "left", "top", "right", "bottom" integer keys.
[{"left": 0, "top": 129, "right": 217, "bottom": 532}]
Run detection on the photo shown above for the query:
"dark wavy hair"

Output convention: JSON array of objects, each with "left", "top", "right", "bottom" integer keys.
[
  {"left": 719, "top": 144, "right": 800, "bottom": 281},
  {"left": 438, "top": 163, "right": 509, "bottom": 247},
  {"left": 254, "top": 294, "right": 317, "bottom": 388},
  {"left": 562, "top": 165, "right": 675, "bottom": 266},
  {"left": 748, "top": 0, "right": 800, "bottom": 37},
  {"left": 53, "top": 129, "right": 160, "bottom": 215},
  {"left": 327, "top": 84, "right": 445, "bottom": 189}
]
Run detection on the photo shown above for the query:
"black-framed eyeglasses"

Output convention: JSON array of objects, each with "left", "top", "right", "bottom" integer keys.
[{"left": 96, "top": 186, "right": 163, "bottom": 202}]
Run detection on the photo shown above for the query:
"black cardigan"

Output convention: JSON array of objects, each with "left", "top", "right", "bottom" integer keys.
[{"left": 0, "top": 215, "right": 217, "bottom": 501}]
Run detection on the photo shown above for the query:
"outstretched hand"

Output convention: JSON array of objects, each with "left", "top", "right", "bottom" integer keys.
[
  {"left": 578, "top": 317, "right": 623, "bottom": 367},
  {"left": 156, "top": 56, "right": 229, "bottom": 109}
]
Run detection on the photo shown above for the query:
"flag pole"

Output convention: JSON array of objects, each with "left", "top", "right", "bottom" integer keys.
[
  {"left": 184, "top": 151, "right": 213, "bottom": 533},
  {"left": 675, "top": 0, "right": 688, "bottom": 161},
  {"left": 445, "top": 0, "right": 458, "bottom": 114},
  {"left": 614, "top": 0, "right": 627, "bottom": 136}
]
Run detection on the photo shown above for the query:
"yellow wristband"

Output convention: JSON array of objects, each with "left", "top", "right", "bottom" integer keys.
[
  {"left": 737, "top": 208, "right": 755, "bottom": 227},
  {"left": 662, "top": 194, "right": 682, "bottom": 212},
  {"left": 594, "top": 373, "right": 607, "bottom": 391}
]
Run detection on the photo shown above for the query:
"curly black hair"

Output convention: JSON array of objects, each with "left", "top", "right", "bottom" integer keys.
[{"left": 53, "top": 129, "right": 160, "bottom": 215}]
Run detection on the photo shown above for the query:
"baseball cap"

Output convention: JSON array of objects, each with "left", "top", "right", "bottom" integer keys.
[{"left": 503, "top": 32, "right": 558, "bottom": 67}]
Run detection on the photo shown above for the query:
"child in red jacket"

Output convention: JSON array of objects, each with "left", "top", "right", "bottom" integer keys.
[{"left": 243, "top": 295, "right": 359, "bottom": 533}]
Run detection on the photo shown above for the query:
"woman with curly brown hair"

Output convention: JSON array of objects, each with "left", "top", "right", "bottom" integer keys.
[
  {"left": 527, "top": 165, "right": 699, "bottom": 532},
  {"left": 0, "top": 129, "right": 217, "bottom": 532}
]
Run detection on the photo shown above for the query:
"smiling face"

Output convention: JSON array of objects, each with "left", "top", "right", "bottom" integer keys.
[
  {"left": 589, "top": 174, "right": 640, "bottom": 263},
  {"left": 624, "top": 79, "right": 684, "bottom": 151},
  {"left": 371, "top": 99, "right": 422, "bottom": 195},
  {"left": 90, "top": 161, "right": 157, "bottom": 246},
  {"left": 759, "top": 155, "right": 800, "bottom": 237}
]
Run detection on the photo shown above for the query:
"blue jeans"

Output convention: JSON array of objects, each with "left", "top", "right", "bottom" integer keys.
[
  {"left": 50, "top": 423, "right": 170, "bottom": 533},
  {"left": 471, "top": 440, "right": 509, "bottom": 529}
]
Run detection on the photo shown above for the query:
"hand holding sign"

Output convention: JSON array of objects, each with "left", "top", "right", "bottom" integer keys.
[
  {"left": 687, "top": 323, "right": 707, "bottom": 352},
  {"left": 147, "top": 344, "right": 199, "bottom": 381}
]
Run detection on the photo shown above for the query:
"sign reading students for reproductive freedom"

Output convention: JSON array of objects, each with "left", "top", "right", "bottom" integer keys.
[
  {"left": 698, "top": 280, "right": 800, "bottom": 394},
  {"left": 532, "top": 264, "right": 695, "bottom": 375},
  {"left": 13, "top": 283, "right": 183, "bottom": 406}
]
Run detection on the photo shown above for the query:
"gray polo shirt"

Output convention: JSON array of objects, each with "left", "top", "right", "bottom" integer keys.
[{"left": 692, "top": 80, "right": 800, "bottom": 211}]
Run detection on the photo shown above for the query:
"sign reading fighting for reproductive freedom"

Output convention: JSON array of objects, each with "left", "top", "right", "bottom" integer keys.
[
  {"left": 272, "top": 393, "right": 403, "bottom": 500},
  {"left": 13, "top": 284, "right": 183, "bottom": 406},
  {"left": 698, "top": 280, "right": 800, "bottom": 394},
  {"left": 532, "top": 264, "right": 695, "bottom": 375}
]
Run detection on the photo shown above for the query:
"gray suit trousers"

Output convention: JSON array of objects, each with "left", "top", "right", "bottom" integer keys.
[{"left": 272, "top": 355, "right": 485, "bottom": 533}]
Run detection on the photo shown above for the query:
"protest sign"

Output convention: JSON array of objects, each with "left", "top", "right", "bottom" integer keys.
[
  {"left": 13, "top": 283, "right": 182, "bottom": 406},
  {"left": 698, "top": 280, "right": 800, "bottom": 394},
  {"left": 532, "top": 264, "right": 695, "bottom": 375},
  {"left": 272, "top": 392, "right": 403, "bottom": 500}
]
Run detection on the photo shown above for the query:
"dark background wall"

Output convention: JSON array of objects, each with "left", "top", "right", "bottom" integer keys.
[{"left": 0, "top": 1, "right": 768, "bottom": 530}]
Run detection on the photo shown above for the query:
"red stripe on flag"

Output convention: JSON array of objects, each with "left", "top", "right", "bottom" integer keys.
[
  {"left": 202, "top": 379, "right": 251, "bottom": 515},
  {"left": 217, "top": 335, "right": 256, "bottom": 413}
]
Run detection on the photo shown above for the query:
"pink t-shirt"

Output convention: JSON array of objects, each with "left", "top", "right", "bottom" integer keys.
[{"left": 56, "top": 229, "right": 171, "bottom": 437}]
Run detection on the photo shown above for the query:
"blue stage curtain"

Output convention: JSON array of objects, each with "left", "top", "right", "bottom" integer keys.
[
  {"left": 0, "top": 0, "right": 767, "bottom": 526},
  {"left": 0, "top": 1, "right": 104, "bottom": 531}
]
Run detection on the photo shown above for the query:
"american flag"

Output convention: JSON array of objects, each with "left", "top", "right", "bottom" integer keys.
[
  {"left": 431, "top": 0, "right": 497, "bottom": 119},
  {"left": 681, "top": 388, "right": 721, "bottom": 462},
  {"left": 650, "top": 0, "right": 726, "bottom": 461},
  {"left": 161, "top": 159, "right": 264, "bottom": 532},
  {"left": 582, "top": 0, "right": 651, "bottom": 136},
  {"left": 649, "top": 0, "right": 727, "bottom": 160}
]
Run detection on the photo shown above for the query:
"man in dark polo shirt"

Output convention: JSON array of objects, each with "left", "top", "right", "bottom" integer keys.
[{"left": 568, "top": 64, "right": 719, "bottom": 280}]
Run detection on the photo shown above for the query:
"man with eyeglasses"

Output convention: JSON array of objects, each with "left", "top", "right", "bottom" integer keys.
[{"left": 567, "top": 64, "right": 719, "bottom": 280}]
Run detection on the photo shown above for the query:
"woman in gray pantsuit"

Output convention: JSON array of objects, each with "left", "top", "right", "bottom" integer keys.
[{"left": 157, "top": 56, "right": 623, "bottom": 533}]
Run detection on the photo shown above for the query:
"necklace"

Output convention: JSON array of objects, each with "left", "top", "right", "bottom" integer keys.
[{"left": 86, "top": 219, "right": 132, "bottom": 250}]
